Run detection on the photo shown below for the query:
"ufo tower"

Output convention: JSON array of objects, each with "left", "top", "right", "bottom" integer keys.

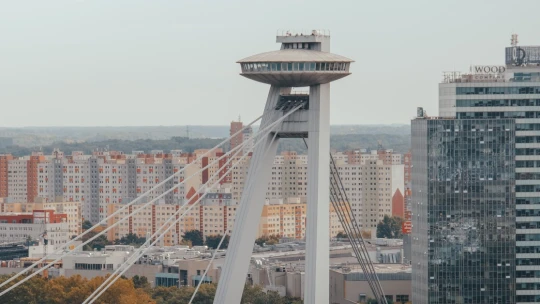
[{"left": 215, "top": 31, "right": 353, "bottom": 304}]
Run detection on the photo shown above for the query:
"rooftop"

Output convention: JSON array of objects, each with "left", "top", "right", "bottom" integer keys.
[
  {"left": 237, "top": 49, "right": 352, "bottom": 63},
  {"left": 333, "top": 263, "right": 411, "bottom": 274}
]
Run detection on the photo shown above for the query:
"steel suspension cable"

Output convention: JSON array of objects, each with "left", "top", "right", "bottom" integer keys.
[
  {"left": 188, "top": 125, "right": 281, "bottom": 304},
  {"left": 301, "top": 138, "right": 387, "bottom": 303},
  {"left": 328, "top": 173, "right": 376, "bottom": 287},
  {"left": 328, "top": 155, "right": 387, "bottom": 303},
  {"left": 328, "top": 166, "right": 383, "bottom": 301},
  {"left": 329, "top": 187, "right": 379, "bottom": 297},
  {"left": 0, "top": 116, "right": 262, "bottom": 293},
  {"left": 84, "top": 107, "right": 301, "bottom": 304},
  {"left": 0, "top": 135, "right": 252, "bottom": 298},
  {"left": 329, "top": 170, "right": 383, "bottom": 301},
  {"left": 84, "top": 123, "right": 272, "bottom": 304}
]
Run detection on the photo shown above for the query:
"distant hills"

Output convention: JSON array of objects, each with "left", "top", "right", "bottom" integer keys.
[{"left": 0, "top": 125, "right": 411, "bottom": 157}]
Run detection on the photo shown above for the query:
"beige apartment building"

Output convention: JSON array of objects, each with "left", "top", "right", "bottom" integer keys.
[{"left": 258, "top": 199, "right": 349, "bottom": 239}]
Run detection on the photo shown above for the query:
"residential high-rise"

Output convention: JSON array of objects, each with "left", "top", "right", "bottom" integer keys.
[
  {"left": 437, "top": 36, "right": 540, "bottom": 303},
  {"left": 411, "top": 117, "right": 516, "bottom": 304},
  {"left": 229, "top": 151, "right": 404, "bottom": 233},
  {"left": 229, "top": 120, "right": 244, "bottom": 153},
  {"left": 229, "top": 119, "right": 254, "bottom": 155},
  {"left": 0, "top": 154, "right": 13, "bottom": 198}
]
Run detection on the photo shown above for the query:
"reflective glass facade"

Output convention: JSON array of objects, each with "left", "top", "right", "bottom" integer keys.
[
  {"left": 446, "top": 76, "right": 540, "bottom": 302},
  {"left": 412, "top": 118, "right": 516, "bottom": 304}
]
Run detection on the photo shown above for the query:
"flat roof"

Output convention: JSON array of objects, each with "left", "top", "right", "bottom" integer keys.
[
  {"left": 238, "top": 49, "right": 353, "bottom": 63},
  {"left": 333, "top": 263, "right": 411, "bottom": 274}
]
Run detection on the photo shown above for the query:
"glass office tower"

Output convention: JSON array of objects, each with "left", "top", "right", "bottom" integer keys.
[
  {"left": 438, "top": 42, "right": 540, "bottom": 303},
  {"left": 411, "top": 117, "right": 516, "bottom": 304}
]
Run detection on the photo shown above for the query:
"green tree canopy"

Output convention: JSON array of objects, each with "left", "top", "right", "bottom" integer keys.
[
  {"left": 115, "top": 233, "right": 146, "bottom": 246},
  {"left": 376, "top": 215, "right": 404, "bottom": 239},
  {"left": 82, "top": 230, "right": 112, "bottom": 251},
  {"left": 0, "top": 274, "right": 302, "bottom": 304},
  {"left": 82, "top": 220, "right": 93, "bottom": 230},
  {"left": 255, "top": 234, "right": 280, "bottom": 246},
  {"left": 205, "top": 235, "right": 229, "bottom": 249},
  {"left": 336, "top": 231, "right": 347, "bottom": 238},
  {"left": 182, "top": 230, "right": 204, "bottom": 246},
  {"left": 132, "top": 275, "right": 151, "bottom": 290}
]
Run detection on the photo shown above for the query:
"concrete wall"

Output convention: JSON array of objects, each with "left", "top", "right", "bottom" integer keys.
[
  {"left": 330, "top": 270, "right": 411, "bottom": 304},
  {"left": 62, "top": 264, "right": 163, "bottom": 286}
]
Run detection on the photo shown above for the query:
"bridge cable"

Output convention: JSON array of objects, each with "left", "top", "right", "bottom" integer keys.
[
  {"left": 84, "top": 121, "right": 275, "bottom": 304},
  {"left": 83, "top": 107, "right": 301, "bottom": 303},
  {"left": 301, "top": 139, "right": 387, "bottom": 304},
  {"left": 188, "top": 125, "right": 281, "bottom": 304},
  {"left": 0, "top": 116, "right": 263, "bottom": 293}
]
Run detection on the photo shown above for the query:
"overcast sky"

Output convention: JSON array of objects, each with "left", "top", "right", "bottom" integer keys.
[{"left": 1, "top": 0, "right": 539, "bottom": 127}]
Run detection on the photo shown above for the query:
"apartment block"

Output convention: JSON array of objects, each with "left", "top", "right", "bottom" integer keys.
[
  {"left": 0, "top": 200, "right": 81, "bottom": 237},
  {"left": 258, "top": 199, "right": 348, "bottom": 239},
  {"left": 0, "top": 209, "right": 70, "bottom": 247}
]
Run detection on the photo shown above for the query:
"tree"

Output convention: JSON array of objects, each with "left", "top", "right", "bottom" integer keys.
[
  {"left": 82, "top": 230, "right": 111, "bottom": 251},
  {"left": 205, "top": 235, "right": 229, "bottom": 249},
  {"left": 116, "top": 233, "right": 146, "bottom": 246},
  {"left": 254, "top": 234, "right": 280, "bottom": 246},
  {"left": 336, "top": 231, "right": 347, "bottom": 238},
  {"left": 376, "top": 215, "right": 404, "bottom": 239},
  {"left": 0, "top": 274, "right": 301, "bottom": 304},
  {"left": 366, "top": 298, "right": 393, "bottom": 304},
  {"left": 182, "top": 230, "right": 204, "bottom": 246},
  {"left": 82, "top": 220, "right": 93, "bottom": 230},
  {"left": 0, "top": 274, "right": 155, "bottom": 304},
  {"left": 132, "top": 275, "right": 151, "bottom": 290},
  {"left": 179, "top": 239, "right": 192, "bottom": 247}
]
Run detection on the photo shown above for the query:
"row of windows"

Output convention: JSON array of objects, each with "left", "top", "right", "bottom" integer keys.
[
  {"left": 517, "top": 198, "right": 540, "bottom": 205},
  {"left": 517, "top": 209, "right": 540, "bottom": 216},
  {"left": 517, "top": 222, "right": 540, "bottom": 229},
  {"left": 458, "top": 111, "right": 540, "bottom": 119},
  {"left": 516, "top": 172, "right": 540, "bottom": 180},
  {"left": 517, "top": 234, "right": 540, "bottom": 241},
  {"left": 517, "top": 247, "right": 540, "bottom": 254},
  {"left": 74, "top": 263, "right": 113, "bottom": 270},
  {"left": 517, "top": 136, "right": 540, "bottom": 144},
  {"left": 516, "top": 185, "right": 540, "bottom": 192},
  {"left": 517, "top": 124, "right": 540, "bottom": 131},
  {"left": 513, "top": 72, "right": 540, "bottom": 82},
  {"left": 457, "top": 86, "right": 540, "bottom": 95},
  {"left": 457, "top": 99, "right": 540, "bottom": 107},
  {"left": 240, "top": 62, "right": 350, "bottom": 73}
]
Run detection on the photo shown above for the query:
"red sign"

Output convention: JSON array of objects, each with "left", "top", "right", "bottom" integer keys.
[{"left": 402, "top": 221, "right": 411, "bottom": 234}]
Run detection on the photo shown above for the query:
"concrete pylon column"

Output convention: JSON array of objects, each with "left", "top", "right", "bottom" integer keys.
[
  {"left": 214, "top": 86, "right": 282, "bottom": 304},
  {"left": 304, "top": 83, "right": 330, "bottom": 304}
]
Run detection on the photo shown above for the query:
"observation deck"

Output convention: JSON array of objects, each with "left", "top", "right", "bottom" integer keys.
[{"left": 238, "top": 43, "right": 353, "bottom": 87}]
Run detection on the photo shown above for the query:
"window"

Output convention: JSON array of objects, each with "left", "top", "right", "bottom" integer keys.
[
  {"left": 456, "top": 86, "right": 540, "bottom": 95},
  {"left": 396, "top": 295, "right": 409, "bottom": 303}
]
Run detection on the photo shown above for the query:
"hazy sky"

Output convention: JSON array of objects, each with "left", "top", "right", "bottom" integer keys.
[{"left": 1, "top": 0, "right": 539, "bottom": 127}]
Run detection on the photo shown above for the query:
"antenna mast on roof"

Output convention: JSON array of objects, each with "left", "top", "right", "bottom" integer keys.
[{"left": 511, "top": 33, "right": 519, "bottom": 47}]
